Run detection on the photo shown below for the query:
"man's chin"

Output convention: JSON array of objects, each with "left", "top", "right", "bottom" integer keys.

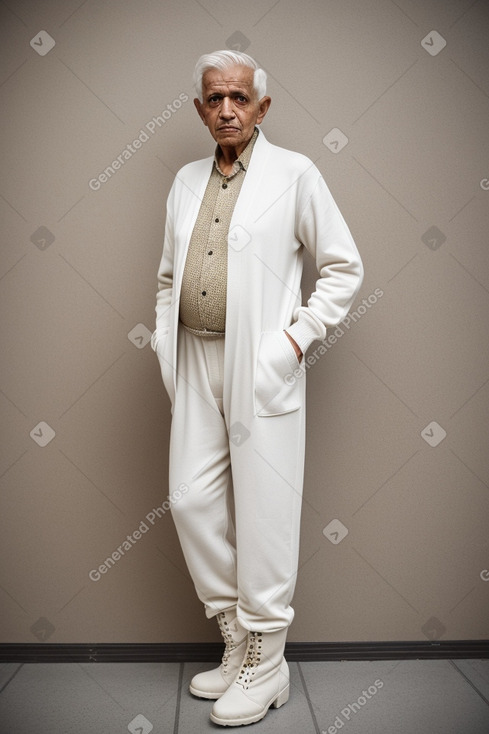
[{"left": 216, "top": 129, "right": 241, "bottom": 140}]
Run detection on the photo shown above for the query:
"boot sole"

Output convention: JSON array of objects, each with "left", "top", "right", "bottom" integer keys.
[
  {"left": 189, "top": 684, "right": 224, "bottom": 700},
  {"left": 209, "top": 684, "right": 289, "bottom": 726}
]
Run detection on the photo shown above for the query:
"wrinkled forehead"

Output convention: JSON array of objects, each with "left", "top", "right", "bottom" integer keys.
[{"left": 202, "top": 64, "right": 255, "bottom": 94}]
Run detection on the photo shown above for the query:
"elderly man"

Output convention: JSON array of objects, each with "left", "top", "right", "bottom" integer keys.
[{"left": 152, "top": 50, "right": 363, "bottom": 727}]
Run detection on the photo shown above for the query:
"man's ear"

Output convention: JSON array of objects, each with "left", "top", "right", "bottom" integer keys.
[
  {"left": 194, "top": 98, "right": 207, "bottom": 126},
  {"left": 256, "top": 96, "right": 271, "bottom": 125}
]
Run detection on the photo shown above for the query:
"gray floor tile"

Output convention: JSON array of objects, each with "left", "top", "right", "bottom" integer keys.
[
  {"left": 300, "top": 660, "right": 489, "bottom": 734},
  {"left": 0, "top": 663, "right": 22, "bottom": 692},
  {"left": 0, "top": 659, "right": 488, "bottom": 734},
  {"left": 178, "top": 661, "right": 315, "bottom": 732},
  {"left": 0, "top": 662, "right": 180, "bottom": 734},
  {"left": 453, "top": 659, "right": 489, "bottom": 700}
]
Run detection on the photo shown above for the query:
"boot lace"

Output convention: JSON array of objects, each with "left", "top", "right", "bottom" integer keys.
[
  {"left": 236, "top": 630, "right": 263, "bottom": 689},
  {"left": 217, "top": 612, "right": 240, "bottom": 672}
]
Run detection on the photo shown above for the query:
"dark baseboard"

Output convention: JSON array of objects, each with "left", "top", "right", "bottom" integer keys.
[{"left": 0, "top": 640, "right": 488, "bottom": 663}]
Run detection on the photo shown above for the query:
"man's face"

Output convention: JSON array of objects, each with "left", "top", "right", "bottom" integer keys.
[{"left": 194, "top": 64, "right": 271, "bottom": 154}]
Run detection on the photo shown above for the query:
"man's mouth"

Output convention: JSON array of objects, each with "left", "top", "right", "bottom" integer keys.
[{"left": 218, "top": 126, "right": 239, "bottom": 132}]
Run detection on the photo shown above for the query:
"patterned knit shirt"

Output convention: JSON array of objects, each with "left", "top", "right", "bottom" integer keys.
[{"left": 179, "top": 128, "right": 259, "bottom": 336}]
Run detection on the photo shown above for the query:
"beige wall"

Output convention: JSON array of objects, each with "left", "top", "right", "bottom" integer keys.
[{"left": 1, "top": 0, "right": 488, "bottom": 645}]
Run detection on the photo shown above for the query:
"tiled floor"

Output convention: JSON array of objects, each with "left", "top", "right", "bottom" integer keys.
[{"left": 0, "top": 659, "right": 488, "bottom": 733}]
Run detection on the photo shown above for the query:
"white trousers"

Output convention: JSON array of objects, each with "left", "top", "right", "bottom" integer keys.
[{"left": 168, "top": 325, "right": 305, "bottom": 632}]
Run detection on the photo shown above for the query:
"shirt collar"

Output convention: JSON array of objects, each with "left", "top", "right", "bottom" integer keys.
[{"left": 214, "top": 127, "right": 259, "bottom": 179}]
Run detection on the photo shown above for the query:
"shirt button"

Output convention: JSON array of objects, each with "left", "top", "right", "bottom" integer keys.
[
  {"left": 208, "top": 250, "right": 213, "bottom": 255},
  {"left": 202, "top": 290, "right": 206, "bottom": 296},
  {"left": 222, "top": 183, "right": 228, "bottom": 189},
  {"left": 215, "top": 217, "right": 220, "bottom": 223}
]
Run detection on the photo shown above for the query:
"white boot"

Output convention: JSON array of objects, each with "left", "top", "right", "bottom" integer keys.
[
  {"left": 189, "top": 608, "right": 248, "bottom": 699},
  {"left": 210, "top": 628, "right": 289, "bottom": 727}
]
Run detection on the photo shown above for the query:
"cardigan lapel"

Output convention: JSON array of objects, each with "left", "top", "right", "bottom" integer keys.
[
  {"left": 174, "top": 156, "right": 214, "bottom": 293},
  {"left": 228, "top": 127, "right": 271, "bottom": 232}
]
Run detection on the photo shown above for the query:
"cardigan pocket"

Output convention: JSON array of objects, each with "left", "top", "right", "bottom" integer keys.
[{"left": 254, "top": 330, "right": 301, "bottom": 417}]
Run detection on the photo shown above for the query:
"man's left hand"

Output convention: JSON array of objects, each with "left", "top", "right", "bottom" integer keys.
[{"left": 284, "top": 331, "right": 303, "bottom": 363}]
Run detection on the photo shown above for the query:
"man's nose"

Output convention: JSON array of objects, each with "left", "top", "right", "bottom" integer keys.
[{"left": 219, "top": 97, "right": 235, "bottom": 118}]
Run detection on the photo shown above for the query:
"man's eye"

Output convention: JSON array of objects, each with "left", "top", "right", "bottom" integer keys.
[{"left": 209, "top": 96, "right": 221, "bottom": 103}]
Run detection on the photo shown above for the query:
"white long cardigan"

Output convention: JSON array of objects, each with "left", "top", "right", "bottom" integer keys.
[
  {"left": 152, "top": 128, "right": 363, "bottom": 427},
  {"left": 152, "top": 129, "right": 363, "bottom": 625}
]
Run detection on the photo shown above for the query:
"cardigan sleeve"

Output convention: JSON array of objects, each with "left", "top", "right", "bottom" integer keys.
[
  {"left": 150, "top": 184, "right": 176, "bottom": 355},
  {"left": 286, "top": 173, "right": 364, "bottom": 355}
]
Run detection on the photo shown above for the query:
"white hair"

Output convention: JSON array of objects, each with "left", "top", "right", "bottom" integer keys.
[{"left": 193, "top": 50, "right": 267, "bottom": 103}]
